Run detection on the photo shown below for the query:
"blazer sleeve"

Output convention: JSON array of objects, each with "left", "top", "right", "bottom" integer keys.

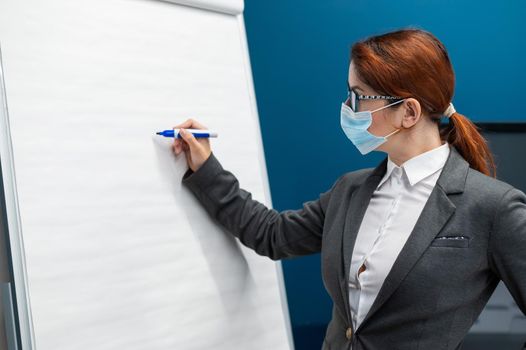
[
  {"left": 181, "top": 152, "right": 342, "bottom": 260},
  {"left": 489, "top": 187, "right": 526, "bottom": 315}
]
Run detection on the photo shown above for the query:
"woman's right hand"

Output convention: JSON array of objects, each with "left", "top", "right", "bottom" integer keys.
[{"left": 172, "top": 118, "right": 212, "bottom": 172}]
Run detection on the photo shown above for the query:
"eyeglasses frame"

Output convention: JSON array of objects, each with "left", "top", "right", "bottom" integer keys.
[{"left": 346, "top": 88, "right": 404, "bottom": 112}]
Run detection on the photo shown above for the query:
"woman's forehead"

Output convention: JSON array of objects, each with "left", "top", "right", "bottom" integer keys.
[{"left": 348, "top": 62, "right": 368, "bottom": 93}]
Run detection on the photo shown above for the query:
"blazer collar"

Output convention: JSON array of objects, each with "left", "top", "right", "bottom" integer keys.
[{"left": 340, "top": 145, "right": 469, "bottom": 333}]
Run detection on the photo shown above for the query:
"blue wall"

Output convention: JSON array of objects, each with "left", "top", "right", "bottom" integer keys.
[{"left": 243, "top": 1, "right": 526, "bottom": 348}]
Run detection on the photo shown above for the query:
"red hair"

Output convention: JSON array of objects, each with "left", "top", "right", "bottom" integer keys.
[{"left": 351, "top": 28, "right": 496, "bottom": 178}]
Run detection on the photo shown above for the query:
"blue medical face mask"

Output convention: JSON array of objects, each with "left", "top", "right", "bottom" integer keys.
[{"left": 340, "top": 98, "right": 406, "bottom": 155}]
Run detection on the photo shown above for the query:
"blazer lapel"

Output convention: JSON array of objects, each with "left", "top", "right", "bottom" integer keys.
[{"left": 340, "top": 145, "right": 469, "bottom": 332}]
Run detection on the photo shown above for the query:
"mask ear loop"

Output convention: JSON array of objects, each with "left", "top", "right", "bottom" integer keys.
[
  {"left": 384, "top": 128, "right": 401, "bottom": 138},
  {"left": 371, "top": 98, "right": 406, "bottom": 138}
]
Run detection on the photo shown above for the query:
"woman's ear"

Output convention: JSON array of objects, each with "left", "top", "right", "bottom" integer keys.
[{"left": 401, "top": 98, "right": 422, "bottom": 128}]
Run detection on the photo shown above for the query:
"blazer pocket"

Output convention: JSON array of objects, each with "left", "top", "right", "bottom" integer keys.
[{"left": 430, "top": 235, "right": 470, "bottom": 248}]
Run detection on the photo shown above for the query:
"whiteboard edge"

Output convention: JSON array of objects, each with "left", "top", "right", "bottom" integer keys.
[
  {"left": 158, "top": 0, "right": 244, "bottom": 15},
  {"left": 0, "top": 45, "right": 37, "bottom": 349},
  {"left": 236, "top": 15, "right": 296, "bottom": 350}
]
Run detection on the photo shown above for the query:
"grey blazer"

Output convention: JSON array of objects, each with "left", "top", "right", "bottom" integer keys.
[{"left": 181, "top": 145, "right": 526, "bottom": 350}]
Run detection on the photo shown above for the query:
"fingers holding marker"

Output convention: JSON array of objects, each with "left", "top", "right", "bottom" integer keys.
[
  {"left": 172, "top": 119, "right": 208, "bottom": 155},
  {"left": 179, "top": 128, "right": 200, "bottom": 150},
  {"left": 173, "top": 134, "right": 182, "bottom": 155},
  {"left": 164, "top": 120, "right": 215, "bottom": 163},
  {"left": 171, "top": 120, "right": 189, "bottom": 155},
  {"left": 173, "top": 128, "right": 191, "bottom": 155}
]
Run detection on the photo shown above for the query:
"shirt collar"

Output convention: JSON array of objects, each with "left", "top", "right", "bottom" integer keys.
[{"left": 377, "top": 141, "right": 451, "bottom": 189}]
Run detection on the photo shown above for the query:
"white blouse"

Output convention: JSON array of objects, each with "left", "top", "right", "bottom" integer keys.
[{"left": 348, "top": 141, "right": 451, "bottom": 331}]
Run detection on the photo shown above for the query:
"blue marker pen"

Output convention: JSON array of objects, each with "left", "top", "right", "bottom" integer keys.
[{"left": 156, "top": 128, "right": 218, "bottom": 139}]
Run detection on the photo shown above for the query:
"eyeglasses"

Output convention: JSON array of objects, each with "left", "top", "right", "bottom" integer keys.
[{"left": 345, "top": 88, "right": 403, "bottom": 112}]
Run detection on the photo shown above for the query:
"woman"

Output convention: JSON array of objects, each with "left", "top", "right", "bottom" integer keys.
[{"left": 172, "top": 28, "right": 526, "bottom": 350}]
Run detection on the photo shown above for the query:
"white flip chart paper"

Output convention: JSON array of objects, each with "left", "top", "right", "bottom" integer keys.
[{"left": 0, "top": 1, "right": 293, "bottom": 349}]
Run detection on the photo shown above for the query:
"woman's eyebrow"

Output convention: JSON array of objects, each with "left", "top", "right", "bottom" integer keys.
[{"left": 347, "top": 81, "right": 363, "bottom": 93}]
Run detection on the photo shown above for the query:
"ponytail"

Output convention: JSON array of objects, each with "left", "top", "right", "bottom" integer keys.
[{"left": 439, "top": 112, "right": 497, "bottom": 178}]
